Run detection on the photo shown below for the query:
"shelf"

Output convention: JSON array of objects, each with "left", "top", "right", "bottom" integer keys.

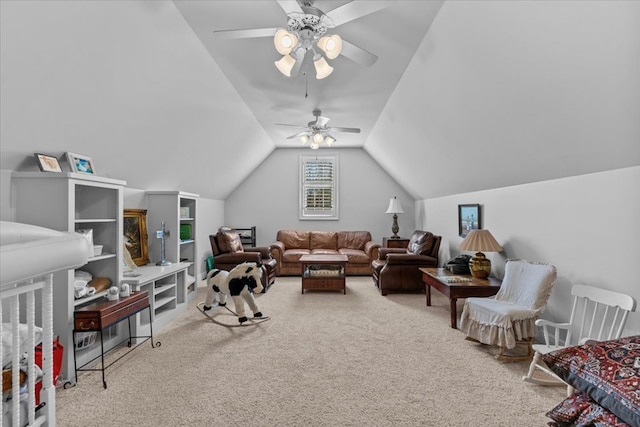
[
  {"left": 155, "top": 295, "right": 176, "bottom": 310},
  {"left": 154, "top": 283, "right": 175, "bottom": 296},
  {"left": 75, "top": 218, "right": 117, "bottom": 224},
  {"left": 74, "top": 291, "right": 108, "bottom": 307},
  {"left": 180, "top": 239, "right": 195, "bottom": 245},
  {"left": 88, "top": 253, "right": 116, "bottom": 262}
]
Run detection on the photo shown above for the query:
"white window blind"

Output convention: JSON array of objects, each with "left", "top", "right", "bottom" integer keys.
[{"left": 300, "top": 155, "right": 338, "bottom": 220}]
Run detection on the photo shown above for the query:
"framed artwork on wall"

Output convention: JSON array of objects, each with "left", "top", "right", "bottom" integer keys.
[
  {"left": 458, "top": 204, "right": 481, "bottom": 237},
  {"left": 123, "top": 209, "right": 150, "bottom": 266},
  {"left": 34, "top": 153, "right": 63, "bottom": 172},
  {"left": 66, "top": 152, "right": 95, "bottom": 174}
]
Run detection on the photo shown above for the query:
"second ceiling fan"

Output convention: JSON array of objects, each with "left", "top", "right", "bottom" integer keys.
[
  {"left": 213, "top": 0, "right": 392, "bottom": 79},
  {"left": 277, "top": 109, "right": 361, "bottom": 149}
]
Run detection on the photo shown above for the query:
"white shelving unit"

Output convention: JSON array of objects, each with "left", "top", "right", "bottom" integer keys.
[
  {"left": 11, "top": 172, "right": 125, "bottom": 381},
  {"left": 121, "top": 263, "right": 190, "bottom": 333},
  {"left": 146, "top": 191, "right": 199, "bottom": 299}
]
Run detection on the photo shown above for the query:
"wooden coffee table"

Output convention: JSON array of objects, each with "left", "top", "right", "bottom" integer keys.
[
  {"left": 299, "top": 254, "right": 348, "bottom": 294},
  {"left": 420, "top": 267, "right": 502, "bottom": 329}
]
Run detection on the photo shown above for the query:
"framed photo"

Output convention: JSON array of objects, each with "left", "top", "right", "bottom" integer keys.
[
  {"left": 34, "top": 153, "right": 63, "bottom": 172},
  {"left": 458, "top": 204, "right": 481, "bottom": 237},
  {"left": 66, "top": 152, "right": 95, "bottom": 174},
  {"left": 123, "top": 209, "right": 150, "bottom": 266}
]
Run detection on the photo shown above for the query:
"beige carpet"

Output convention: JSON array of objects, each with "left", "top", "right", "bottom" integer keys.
[{"left": 56, "top": 276, "right": 565, "bottom": 426}]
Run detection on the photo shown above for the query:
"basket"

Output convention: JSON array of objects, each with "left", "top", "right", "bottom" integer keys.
[{"left": 74, "top": 331, "right": 97, "bottom": 350}]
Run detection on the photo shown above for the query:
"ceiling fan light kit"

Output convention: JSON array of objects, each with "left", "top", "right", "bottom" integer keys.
[{"left": 213, "top": 0, "right": 391, "bottom": 149}]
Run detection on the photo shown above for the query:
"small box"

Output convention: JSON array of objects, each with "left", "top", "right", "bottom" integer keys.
[
  {"left": 179, "top": 207, "right": 190, "bottom": 218},
  {"left": 93, "top": 245, "right": 103, "bottom": 256}
]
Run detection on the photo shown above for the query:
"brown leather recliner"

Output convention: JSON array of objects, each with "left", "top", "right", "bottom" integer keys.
[
  {"left": 371, "top": 230, "right": 441, "bottom": 296},
  {"left": 209, "top": 229, "right": 277, "bottom": 292}
]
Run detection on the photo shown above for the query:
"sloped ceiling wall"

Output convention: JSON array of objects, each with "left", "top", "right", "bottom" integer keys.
[
  {"left": 365, "top": 0, "right": 640, "bottom": 200},
  {"left": 0, "top": 1, "right": 271, "bottom": 200}
]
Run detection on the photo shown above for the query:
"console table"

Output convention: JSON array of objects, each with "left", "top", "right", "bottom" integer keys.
[
  {"left": 300, "top": 254, "right": 348, "bottom": 294},
  {"left": 73, "top": 290, "right": 158, "bottom": 388},
  {"left": 419, "top": 267, "right": 502, "bottom": 329}
]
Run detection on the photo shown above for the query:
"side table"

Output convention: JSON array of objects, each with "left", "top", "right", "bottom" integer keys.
[
  {"left": 382, "top": 237, "right": 410, "bottom": 249},
  {"left": 73, "top": 290, "right": 159, "bottom": 388}
]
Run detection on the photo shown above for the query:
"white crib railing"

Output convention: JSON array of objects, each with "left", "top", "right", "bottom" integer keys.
[{"left": 1, "top": 272, "right": 55, "bottom": 427}]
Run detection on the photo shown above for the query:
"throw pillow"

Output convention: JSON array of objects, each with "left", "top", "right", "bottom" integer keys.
[
  {"left": 541, "top": 335, "right": 640, "bottom": 427},
  {"left": 407, "top": 231, "right": 434, "bottom": 255},
  {"left": 217, "top": 231, "right": 244, "bottom": 254}
]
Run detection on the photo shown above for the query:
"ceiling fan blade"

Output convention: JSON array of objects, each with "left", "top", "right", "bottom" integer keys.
[
  {"left": 286, "top": 131, "right": 311, "bottom": 139},
  {"left": 340, "top": 39, "right": 378, "bottom": 66},
  {"left": 276, "top": 123, "right": 308, "bottom": 128},
  {"left": 329, "top": 127, "right": 361, "bottom": 133},
  {"left": 213, "top": 27, "right": 278, "bottom": 39},
  {"left": 315, "top": 116, "right": 331, "bottom": 127},
  {"left": 277, "top": 0, "right": 303, "bottom": 14},
  {"left": 325, "top": 1, "right": 394, "bottom": 27}
]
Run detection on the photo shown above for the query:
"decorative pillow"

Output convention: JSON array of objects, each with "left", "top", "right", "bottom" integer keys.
[
  {"left": 546, "top": 391, "right": 631, "bottom": 427},
  {"left": 217, "top": 231, "right": 244, "bottom": 254},
  {"left": 407, "top": 231, "right": 434, "bottom": 255},
  {"left": 542, "top": 335, "right": 640, "bottom": 427}
]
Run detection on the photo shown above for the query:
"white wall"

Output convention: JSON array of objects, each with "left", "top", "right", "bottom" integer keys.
[
  {"left": 226, "top": 148, "right": 414, "bottom": 246},
  {"left": 418, "top": 166, "right": 640, "bottom": 335}
]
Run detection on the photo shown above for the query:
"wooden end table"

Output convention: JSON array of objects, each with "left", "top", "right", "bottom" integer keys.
[
  {"left": 299, "top": 254, "right": 348, "bottom": 294},
  {"left": 382, "top": 237, "right": 410, "bottom": 249},
  {"left": 419, "top": 267, "right": 502, "bottom": 329}
]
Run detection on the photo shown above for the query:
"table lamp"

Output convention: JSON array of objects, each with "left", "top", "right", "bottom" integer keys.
[
  {"left": 385, "top": 196, "right": 404, "bottom": 239},
  {"left": 458, "top": 229, "right": 503, "bottom": 279}
]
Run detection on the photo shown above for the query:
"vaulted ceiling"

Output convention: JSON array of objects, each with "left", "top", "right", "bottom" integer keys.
[{"left": 1, "top": 1, "right": 638, "bottom": 201}]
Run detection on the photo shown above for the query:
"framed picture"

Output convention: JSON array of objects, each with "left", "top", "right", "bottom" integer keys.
[
  {"left": 123, "top": 209, "right": 150, "bottom": 266},
  {"left": 66, "top": 152, "right": 95, "bottom": 174},
  {"left": 34, "top": 153, "right": 63, "bottom": 172},
  {"left": 458, "top": 204, "right": 481, "bottom": 237}
]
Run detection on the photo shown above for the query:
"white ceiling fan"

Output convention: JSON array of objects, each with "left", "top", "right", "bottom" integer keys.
[
  {"left": 277, "top": 109, "right": 361, "bottom": 149},
  {"left": 213, "top": 0, "right": 392, "bottom": 79}
]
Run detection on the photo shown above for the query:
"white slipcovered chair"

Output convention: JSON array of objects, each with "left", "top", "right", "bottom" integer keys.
[
  {"left": 459, "top": 259, "right": 557, "bottom": 361},
  {"left": 523, "top": 284, "right": 636, "bottom": 392}
]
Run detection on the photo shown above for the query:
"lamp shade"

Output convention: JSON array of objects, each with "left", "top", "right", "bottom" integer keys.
[
  {"left": 385, "top": 197, "right": 404, "bottom": 214},
  {"left": 275, "top": 54, "right": 297, "bottom": 76},
  {"left": 313, "top": 55, "right": 333, "bottom": 79},
  {"left": 458, "top": 229, "right": 503, "bottom": 252},
  {"left": 317, "top": 34, "right": 343, "bottom": 59},
  {"left": 274, "top": 29, "right": 298, "bottom": 55}
]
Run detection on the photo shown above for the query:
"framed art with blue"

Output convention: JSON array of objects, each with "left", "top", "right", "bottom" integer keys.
[{"left": 458, "top": 204, "right": 481, "bottom": 237}]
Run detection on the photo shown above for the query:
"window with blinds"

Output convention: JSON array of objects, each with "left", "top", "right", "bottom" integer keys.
[{"left": 299, "top": 154, "right": 338, "bottom": 220}]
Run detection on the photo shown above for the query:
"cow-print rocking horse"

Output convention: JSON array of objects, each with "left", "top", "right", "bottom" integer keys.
[{"left": 197, "top": 262, "right": 270, "bottom": 327}]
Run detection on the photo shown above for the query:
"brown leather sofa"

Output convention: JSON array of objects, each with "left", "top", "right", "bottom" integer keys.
[
  {"left": 371, "top": 230, "right": 441, "bottom": 295},
  {"left": 209, "top": 228, "right": 277, "bottom": 292},
  {"left": 271, "top": 230, "right": 380, "bottom": 276}
]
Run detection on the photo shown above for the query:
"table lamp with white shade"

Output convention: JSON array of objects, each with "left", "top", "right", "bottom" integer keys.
[
  {"left": 385, "top": 196, "right": 404, "bottom": 239},
  {"left": 458, "top": 229, "right": 503, "bottom": 279}
]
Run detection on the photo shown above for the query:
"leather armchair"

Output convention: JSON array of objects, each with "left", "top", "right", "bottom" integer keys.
[
  {"left": 371, "top": 230, "right": 442, "bottom": 295},
  {"left": 209, "top": 229, "right": 277, "bottom": 292}
]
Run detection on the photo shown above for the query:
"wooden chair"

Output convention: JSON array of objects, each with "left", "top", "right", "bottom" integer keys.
[
  {"left": 523, "top": 284, "right": 636, "bottom": 392},
  {"left": 459, "top": 259, "right": 558, "bottom": 361}
]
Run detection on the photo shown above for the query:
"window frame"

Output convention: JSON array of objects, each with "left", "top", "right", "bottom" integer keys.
[{"left": 299, "top": 154, "right": 339, "bottom": 220}]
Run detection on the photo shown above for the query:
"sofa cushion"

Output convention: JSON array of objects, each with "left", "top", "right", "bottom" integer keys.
[
  {"left": 311, "top": 248, "right": 339, "bottom": 256},
  {"left": 310, "top": 231, "right": 338, "bottom": 250},
  {"left": 282, "top": 248, "right": 311, "bottom": 263},
  {"left": 338, "top": 248, "right": 369, "bottom": 264},
  {"left": 407, "top": 231, "right": 434, "bottom": 256},
  {"left": 217, "top": 231, "right": 244, "bottom": 254},
  {"left": 277, "top": 230, "right": 310, "bottom": 250},
  {"left": 338, "top": 231, "right": 371, "bottom": 251}
]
